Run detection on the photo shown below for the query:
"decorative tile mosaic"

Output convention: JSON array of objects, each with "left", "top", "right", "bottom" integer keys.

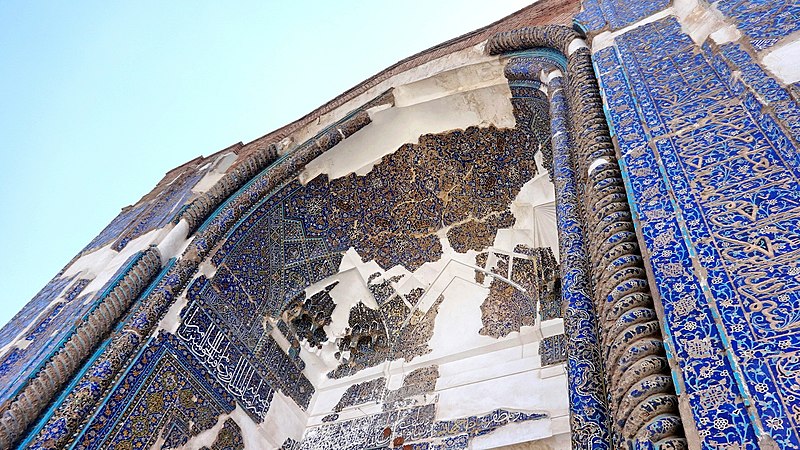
[
  {"left": 276, "top": 319, "right": 305, "bottom": 370},
  {"left": 283, "top": 281, "right": 338, "bottom": 349},
  {"left": 321, "top": 414, "right": 338, "bottom": 423},
  {"left": 279, "top": 438, "right": 300, "bottom": 450},
  {"left": 330, "top": 302, "right": 389, "bottom": 379},
  {"left": 384, "top": 365, "right": 439, "bottom": 411},
  {"left": 199, "top": 418, "right": 244, "bottom": 450},
  {"left": 177, "top": 299, "right": 276, "bottom": 418},
  {"left": 80, "top": 203, "right": 149, "bottom": 253},
  {"left": 474, "top": 252, "right": 488, "bottom": 284},
  {"left": 544, "top": 67, "right": 612, "bottom": 448},
  {"left": 327, "top": 286, "right": 445, "bottom": 379},
  {"left": 380, "top": 295, "right": 411, "bottom": 343},
  {"left": 574, "top": 0, "right": 668, "bottom": 33},
  {"left": 595, "top": 16, "right": 800, "bottom": 447},
  {"left": 446, "top": 211, "right": 514, "bottom": 253},
  {"left": 515, "top": 246, "right": 562, "bottom": 321},
  {"left": 707, "top": 41, "right": 800, "bottom": 145},
  {"left": 113, "top": 168, "right": 206, "bottom": 251},
  {"left": 299, "top": 403, "right": 546, "bottom": 450},
  {"left": 71, "top": 332, "right": 235, "bottom": 450},
  {"left": 479, "top": 249, "right": 554, "bottom": 339},
  {"left": 391, "top": 294, "right": 445, "bottom": 363},
  {"left": 715, "top": 0, "right": 800, "bottom": 50},
  {"left": 0, "top": 273, "right": 77, "bottom": 349},
  {"left": 178, "top": 276, "right": 314, "bottom": 416},
  {"left": 368, "top": 272, "right": 399, "bottom": 306},
  {"left": 539, "top": 334, "right": 567, "bottom": 366},
  {"left": 333, "top": 377, "right": 386, "bottom": 412},
  {"left": 212, "top": 124, "right": 537, "bottom": 304},
  {"left": 0, "top": 254, "right": 145, "bottom": 407}
]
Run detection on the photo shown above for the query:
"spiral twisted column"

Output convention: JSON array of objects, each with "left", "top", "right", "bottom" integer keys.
[
  {"left": 489, "top": 26, "right": 686, "bottom": 449},
  {"left": 0, "top": 248, "right": 163, "bottom": 450},
  {"left": 23, "top": 107, "right": 374, "bottom": 450}
]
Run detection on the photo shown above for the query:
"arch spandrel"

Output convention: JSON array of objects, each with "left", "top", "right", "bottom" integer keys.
[{"left": 173, "top": 58, "right": 570, "bottom": 448}]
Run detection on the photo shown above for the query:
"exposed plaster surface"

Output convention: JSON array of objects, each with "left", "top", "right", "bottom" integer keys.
[{"left": 762, "top": 38, "right": 800, "bottom": 84}]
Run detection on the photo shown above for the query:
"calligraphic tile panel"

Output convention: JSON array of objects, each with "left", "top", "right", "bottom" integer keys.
[
  {"left": 594, "top": 36, "right": 760, "bottom": 450},
  {"left": 597, "top": 15, "right": 800, "bottom": 447},
  {"left": 71, "top": 332, "right": 235, "bottom": 450},
  {"left": 714, "top": 0, "right": 800, "bottom": 50}
]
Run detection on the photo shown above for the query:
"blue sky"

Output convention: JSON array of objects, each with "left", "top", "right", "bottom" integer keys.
[{"left": 0, "top": 1, "right": 533, "bottom": 328}]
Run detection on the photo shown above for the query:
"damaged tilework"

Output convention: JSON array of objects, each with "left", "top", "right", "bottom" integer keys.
[
  {"left": 594, "top": 16, "right": 800, "bottom": 447},
  {"left": 321, "top": 414, "right": 338, "bottom": 423},
  {"left": 380, "top": 295, "right": 411, "bottom": 343},
  {"left": 479, "top": 247, "right": 558, "bottom": 338},
  {"left": 71, "top": 332, "right": 235, "bottom": 450},
  {"left": 574, "top": 0, "right": 668, "bottom": 33},
  {"left": 540, "top": 334, "right": 568, "bottom": 366},
  {"left": 299, "top": 404, "right": 546, "bottom": 450},
  {"left": 446, "top": 211, "right": 514, "bottom": 253},
  {"left": 474, "top": 252, "right": 488, "bottom": 284},
  {"left": 330, "top": 302, "right": 390, "bottom": 378},
  {"left": 0, "top": 253, "right": 150, "bottom": 408},
  {"left": 283, "top": 282, "right": 338, "bottom": 349},
  {"left": 333, "top": 378, "right": 386, "bottom": 412},
  {"left": 384, "top": 366, "right": 439, "bottom": 411},
  {"left": 279, "top": 438, "right": 300, "bottom": 450},
  {"left": 516, "top": 245, "right": 561, "bottom": 321},
  {"left": 178, "top": 276, "right": 314, "bottom": 417},
  {"left": 391, "top": 294, "right": 444, "bottom": 363},
  {"left": 199, "top": 418, "right": 244, "bottom": 450},
  {"left": 329, "top": 293, "right": 444, "bottom": 379},
  {"left": 211, "top": 186, "right": 345, "bottom": 319},
  {"left": 81, "top": 203, "right": 149, "bottom": 253},
  {"left": 715, "top": 0, "right": 800, "bottom": 50},
  {"left": 112, "top": 168, "right": 206, "bottom": 251},
  {"left": 212, "top": 125, "right": 537, "bottom": 319},
  {"left": 706, "top": 41, "right": 800, "bottom": 145},
  {"left": 480, "top": 253, "right": 536, "bottom": 338},
  {"left": 0, "top": 273, "right": 77, "bottom": 349},
  {"left": 276, "top": 320, "right": 305, "bottom": 369},
  {"left": 368, "top": 272, "right": 398, "bottom": 306}
]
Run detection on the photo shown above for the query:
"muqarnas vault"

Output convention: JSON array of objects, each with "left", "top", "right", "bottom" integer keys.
[{"left": 1, "top": 0, "right": 799, "bottom": 448}]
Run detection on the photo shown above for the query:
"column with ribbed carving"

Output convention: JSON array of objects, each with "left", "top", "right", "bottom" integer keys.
[{"left": 487, "top": 25, "right": 686, "bottom": 449}]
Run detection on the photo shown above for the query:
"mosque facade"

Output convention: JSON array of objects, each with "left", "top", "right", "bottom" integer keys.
[{"left": 0, "top": 1, "right": 798, "bottom": 448}]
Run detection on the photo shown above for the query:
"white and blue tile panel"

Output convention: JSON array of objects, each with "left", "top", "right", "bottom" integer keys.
[{"left": 590, "top": 15, "right": 800, "bottom": 449}]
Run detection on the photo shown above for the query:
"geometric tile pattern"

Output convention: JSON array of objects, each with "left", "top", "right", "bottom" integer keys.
[
  {"left": 177, "top": 276, "right": 313, "bottom": 417},
  {"left": 596, "top": 16, "right": 800, "bottom": 448},
  {"left": 71, "top": 332, "right": 235, "bottom": 450}
]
